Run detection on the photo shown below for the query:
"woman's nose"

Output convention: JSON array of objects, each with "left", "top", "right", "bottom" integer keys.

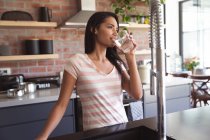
[{"left": 113, "top": 30, "right": 118, "bottom": 36}]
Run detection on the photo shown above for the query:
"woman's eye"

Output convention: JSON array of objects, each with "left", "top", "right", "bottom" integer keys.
[
  {"left": 107, "top": 25, "right": 113, "bottom": 29},
  {"left": 107, "top": 25, "right": 118, "bottom": 32}
]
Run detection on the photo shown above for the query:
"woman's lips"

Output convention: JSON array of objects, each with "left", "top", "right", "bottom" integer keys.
[{"left": 114, "top": 40, "right": 121, "bottom": 47}]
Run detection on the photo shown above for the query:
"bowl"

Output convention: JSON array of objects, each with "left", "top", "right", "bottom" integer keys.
[
  {"left": 19, "top": 82, "right": 37, "bottom": 93},
  {"left": 7, "top": 88, "right": 25, "bottom": 98}
]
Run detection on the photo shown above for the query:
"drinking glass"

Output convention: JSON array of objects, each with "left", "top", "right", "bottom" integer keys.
[{"left": 114, "top": 30, "right": 133, "bottom": 53}]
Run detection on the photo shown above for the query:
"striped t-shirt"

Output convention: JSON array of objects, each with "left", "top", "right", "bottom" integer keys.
[{"left": 65, "top": 53, "right": 128, "bottom": 131}]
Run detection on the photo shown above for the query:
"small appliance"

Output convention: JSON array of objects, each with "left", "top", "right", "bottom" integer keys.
[{"left": 25, "top": 75, "right": 60, "bottom": 90}]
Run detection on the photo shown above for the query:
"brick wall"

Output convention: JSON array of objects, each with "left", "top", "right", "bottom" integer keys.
[{"left": 0, "top": 0, "right": 150, "bottom": 77}]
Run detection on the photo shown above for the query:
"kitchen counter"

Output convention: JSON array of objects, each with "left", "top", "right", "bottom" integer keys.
[
  {"left": 0, "top": 76, "right": 191, "bottom": 108},
  {"left": 0, "top": 88, "right": 77, "bottom": 140},
  {"left": 50, "top": 106, "right": 210, "bottom": 140},
  {"left": 0, "top": 88, "right": 76, "bottom": 108},
  {"left": 143, "top": 76, "right": 192, "bottom": 90}
]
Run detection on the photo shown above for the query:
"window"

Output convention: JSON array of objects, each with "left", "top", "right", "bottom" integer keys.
[{"left": 180, "top": 0, "right": 210, "bottom": 68}]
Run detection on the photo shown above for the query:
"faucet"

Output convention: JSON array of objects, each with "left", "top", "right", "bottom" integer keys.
[{"left": 149, "top": 0, "right": 166, "bottom": 140}]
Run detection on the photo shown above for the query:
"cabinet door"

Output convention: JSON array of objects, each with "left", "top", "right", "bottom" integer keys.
[
  {"left": 0, "top": 100, "right": 74, "bottom": 127},
  {"left": 144, "top": 97, "right": 190, "bottom": 118},
  {"left": 0, "top": 116, "right": 74, "bottom": 140},
  {"left": 144, "top": 84, "right": 191, "bottom": 104},
  {"left": 0, "top": 99, "right": 75, "bottom": 140}
]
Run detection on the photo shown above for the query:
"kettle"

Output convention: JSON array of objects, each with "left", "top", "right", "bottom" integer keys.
[{"left": 39, "top": 7, "right": 52, "bottom": 22}]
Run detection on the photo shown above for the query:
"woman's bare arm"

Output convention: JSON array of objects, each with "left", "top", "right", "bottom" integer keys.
[
  {"left": 36, "top": 70, "right": 76, "bottom": 140},
  {"left": 121, "top": 37, "right": 143, "bottom": 100}
]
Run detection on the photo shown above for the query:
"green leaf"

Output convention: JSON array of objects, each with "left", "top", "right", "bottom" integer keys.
[
  {"left": 160, "top": 0, "right": 166, "bottom": 4},
  {"left": 115, "top": 8, "right": 120, "bottom": 14},
  {"left": 123, "top": 16, "right": 131, "bottom": 23}
]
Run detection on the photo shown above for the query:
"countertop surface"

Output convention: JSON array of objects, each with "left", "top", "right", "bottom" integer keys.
[
  {"left": 143, "top": 76, "right": 192, "bottom": 90},
  {"left": 0, "top": 76, "right": 191, "bottom": 108},
  {"left": 50, "top": 106, "right": 210, "bottom": 140},
  {"left": 0, "top": 88, "right": 76, "bottom": 108}
]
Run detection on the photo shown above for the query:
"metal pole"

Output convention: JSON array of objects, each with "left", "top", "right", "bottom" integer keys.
[
  {"left": 149, "top": 0, "right": 166, "bottom": 140},
  {"left": 156, "top": 47, "right": 166, "bottom": 140}
]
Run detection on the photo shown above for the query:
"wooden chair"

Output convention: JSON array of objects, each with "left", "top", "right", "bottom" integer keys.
[
  {"left": 169, "top": 73, "right": 210, "bottom": 107},
  {"left": 190, "top": 76, "right": 210, "bottom": 108}
]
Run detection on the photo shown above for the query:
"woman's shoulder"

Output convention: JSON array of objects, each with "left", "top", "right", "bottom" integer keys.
[
  {"left": 71, "top": 53, "right": 85, "bottom": 58},
  {"left": 67, "top": 53, "right": 85, "bottom": 60},
  {"left": 66, "top": 53, "right": 86, "bottom": 64}
]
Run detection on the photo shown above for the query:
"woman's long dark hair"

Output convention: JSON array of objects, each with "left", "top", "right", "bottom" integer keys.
[{"left": 85, "top": 11, "right": 126, "bottom": 74}]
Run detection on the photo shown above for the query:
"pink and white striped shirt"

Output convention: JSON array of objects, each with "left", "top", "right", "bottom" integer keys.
[{"left": 65, "top": 53, "right": 128, "bottom": 131}]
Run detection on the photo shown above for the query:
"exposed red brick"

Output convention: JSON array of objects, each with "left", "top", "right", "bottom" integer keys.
[
  {"left": 133, "top": 1, "right": 147, "bottom": 6},
  {"left": 12, "top": 68, "right": 29, "bottom": 74},
  {"left": 38, "top": 60, "right": 55, "bottom": 66},
  {"left": 47, "top": 66, "right": 63, "bottom": 72},
  {"left": 0, "top": 0, "right": 149, "bottom": 77},
  {"left": 33, "top": 0, "right": 51, "bottom": 3},
  {"left": 55, "top": 59, "right": 65, "bottom": 65},
  {"left": 29, "top": 67, "right": 46, "bottom": 73},
  {"left": 19, "top": 61, "right": 37, "bottom": 67},
  {"left": 63, "top": 54, "right": 74, "bottom": 59},
  {"left": 63, "top": 47, "right": 70, "bottom": 52},
  {"left": 0, "top": 62, "right": 18, "bottom": 68},
  {"left": 5, "top": 1, "right": 25, "bottom": 9},
  {"left": 54, "top": 48, "right": 62, "bottom": 53},
  {"left": 43, "top": 4, "right": 61, "bottom": 11}
]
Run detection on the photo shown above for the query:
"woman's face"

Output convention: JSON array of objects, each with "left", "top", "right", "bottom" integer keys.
[{"left": 94, "top": 17, "right": 118, "bottom": 48}]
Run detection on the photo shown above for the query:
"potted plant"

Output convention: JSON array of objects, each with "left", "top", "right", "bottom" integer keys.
[
  {"left": 111, "top": 0, "right": 165, "bottom": 23},
  {"left": 111, "top": 0, "right": 137, "bottom": 23},
  {"left": 183, "top": 57, "right": 200, "bottom": 73}
]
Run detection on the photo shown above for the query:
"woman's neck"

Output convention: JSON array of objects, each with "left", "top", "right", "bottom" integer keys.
[{"left": 88, "top": 46, "right": 107, "bottom": 62}]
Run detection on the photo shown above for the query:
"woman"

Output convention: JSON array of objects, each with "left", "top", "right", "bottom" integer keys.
[{"left": 36, "top": 11, "right": 142, "bottom": 140}]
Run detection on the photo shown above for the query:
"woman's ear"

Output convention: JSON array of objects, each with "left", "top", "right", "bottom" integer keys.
[
  {"left": 90, "top": 27, "right": 93, "bottom": 33},
  {"left": 91, "top": 28, "right": 98, "bottom": 34}
]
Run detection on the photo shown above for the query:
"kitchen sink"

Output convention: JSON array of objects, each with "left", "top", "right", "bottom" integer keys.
[{"left": 82, "top": 126, "right": 175, "bottom": 140}]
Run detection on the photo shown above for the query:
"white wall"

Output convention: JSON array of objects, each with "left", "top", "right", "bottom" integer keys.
[
  {"left": 165, "top": 0, "right": 182, "bottom": 72},
  {"left": 165, "top": 0, "right": 180, "bottom": 55}
]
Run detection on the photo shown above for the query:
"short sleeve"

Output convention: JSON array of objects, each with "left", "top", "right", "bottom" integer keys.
[{"left": 64, "top": 57, "right": 79, "bottom": 79}]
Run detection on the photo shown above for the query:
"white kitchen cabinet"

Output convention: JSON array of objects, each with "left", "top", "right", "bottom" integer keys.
[{"left": 143, "top": 84, "right": 191, "bottom": 118}]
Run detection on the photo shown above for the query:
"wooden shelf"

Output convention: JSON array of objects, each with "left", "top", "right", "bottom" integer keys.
[
  {"left": 135, "top": 49, "right": 151, "bottom": 55},
  {"left": 120, "top": 23, "right": 150, "bottom": 28},
  {"left": 0, "top": 54, "right": 59, "bottom": 61},
  {"left": 120, "top": 23, "right": 165, "bottom": 29},
  {"left": 0, "top": 20, "right": 57, "bottom": 28},
  {"left": 128, "top": 23, "right": 150, "bottom": 28},
  {"left": 118, "top": 50, "right": 151, "bottom": 56}
]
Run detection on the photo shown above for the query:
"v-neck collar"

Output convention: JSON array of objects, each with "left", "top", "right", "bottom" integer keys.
[{"left": 85, "top": 54, "right": 115, "bottom": 76}]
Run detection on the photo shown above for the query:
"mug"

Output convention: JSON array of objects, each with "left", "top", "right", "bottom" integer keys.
[{"left": 39, "top": 7, "right": 52, "bottom": 22}]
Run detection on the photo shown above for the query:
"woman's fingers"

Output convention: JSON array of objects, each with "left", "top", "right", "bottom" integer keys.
[{"left": 114, "top": 31, "right": 137, "bottom": 54}]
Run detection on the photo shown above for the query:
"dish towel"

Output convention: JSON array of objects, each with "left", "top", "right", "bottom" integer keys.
[{"left": 127, "top": 101, "right": 143, "bottom": 121}]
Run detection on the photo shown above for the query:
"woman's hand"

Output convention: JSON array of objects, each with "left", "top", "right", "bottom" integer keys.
[
  {"left": 118, "top": 32, "right": 143, "bottom": 100},
  {"left": 35, "top": 135, "right": 47, "bottom": 140},
  {"left": 115, "top": 32, "right": 137, "bottom": 55}
]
